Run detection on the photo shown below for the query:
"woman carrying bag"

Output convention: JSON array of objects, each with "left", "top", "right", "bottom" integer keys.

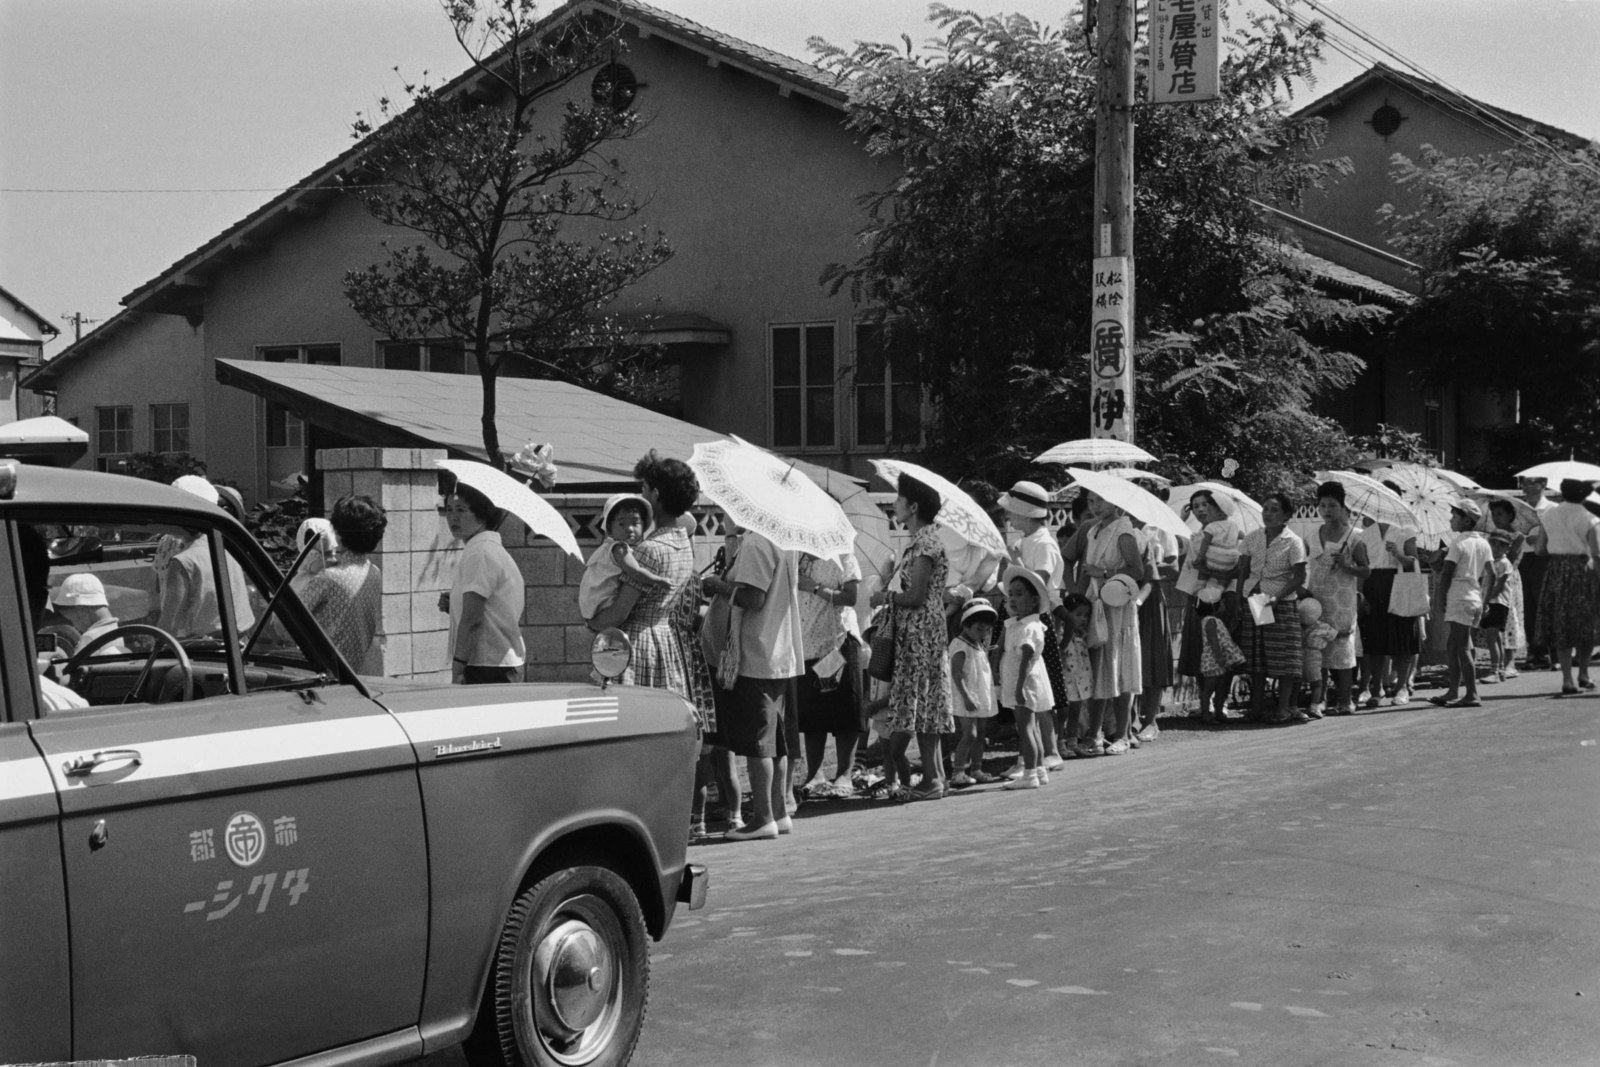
[{"left": 1356, "top": 490, "right": 1424, "bottom": 708}]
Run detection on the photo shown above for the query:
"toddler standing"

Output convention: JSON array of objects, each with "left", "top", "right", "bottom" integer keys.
[
  {"left": 948, "top": 599, "right": 999, "bottom": 787},
  {"left": 1197, "top": 592, "right": 1246, "bottom": 723},
  {"left": 1056, "top": 593, "right": 1095, "bottom": 755},
  {"left": 578, "top": 493, "right": 671, "bottom": 623},
  {"left": 1000, "top": 566, "right": 1056, "bottom": 791}
]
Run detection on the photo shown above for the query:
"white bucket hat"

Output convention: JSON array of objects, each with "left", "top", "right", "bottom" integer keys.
[
  {"left": 998, "top": 480, "right": 1051, "bottom": 521},
  {"left": 960, "top": 597, "right": 999, "bottom": 626},
  {"left": 1099, "top": 572, "right": 1140, "bottom": 607},
  {"left": 600, "top": 493, "right": 655, "bottom": 537},
  {"left": 172, "top": 474, "right": 220, "bottom": 506},
  {"left": 53, "top": 572, "right": 109, "bottom": 607}
]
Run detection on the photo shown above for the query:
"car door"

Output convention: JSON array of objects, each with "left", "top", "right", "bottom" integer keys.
[
  {"left": 17, "top": 515, "right": 429, "bottom": 1067},
  {"left": 0, "top": 527, "right": 71, "bottom": 1062}
]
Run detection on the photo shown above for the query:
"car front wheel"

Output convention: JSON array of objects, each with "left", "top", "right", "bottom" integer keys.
[{"left": 475, "top": 864, "right": 651, "bottom": 1067}]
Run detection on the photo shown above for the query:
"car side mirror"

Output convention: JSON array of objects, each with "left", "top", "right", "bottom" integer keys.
[{"left": 591, "top": 628, "right": 632, "bottom": 689}]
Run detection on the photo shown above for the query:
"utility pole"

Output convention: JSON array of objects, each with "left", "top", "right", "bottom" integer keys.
[
  {"left": 61, "top": 311, "right": 99, "bottom": 342},
  {"left": 1088, "top": 0, "right": 1136, "bottom": 442}
]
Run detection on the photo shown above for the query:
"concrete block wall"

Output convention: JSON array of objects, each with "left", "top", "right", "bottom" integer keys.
[{"left": 318, "top": 447, "right": 748, "bottom": 684}]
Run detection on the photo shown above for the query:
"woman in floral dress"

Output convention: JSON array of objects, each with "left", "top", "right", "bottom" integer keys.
[
  {"left": 1306, "top": 481, "right": 1370, "bottom": 717},
  {"left": 588, "top": 451, "right": 714, "bottom": 729},
  {"left": 869, "top": 473, "right": 952, "bottom": 800}
]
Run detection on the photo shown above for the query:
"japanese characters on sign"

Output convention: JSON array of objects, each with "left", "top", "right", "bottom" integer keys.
[
  {"left": 1090, "top": 256, "right": 1133, "bottom": 441},
  {"left": 1150, "top": 0, "right": 1219, "bottom": 105}
]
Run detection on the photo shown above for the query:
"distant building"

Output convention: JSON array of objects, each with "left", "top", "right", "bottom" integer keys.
[
  {"left": 1270, "top": 63, "right": 1592, "bottom": 464},
  {"left": 0, "top": 284, "right": 59, "bottom": 424}
]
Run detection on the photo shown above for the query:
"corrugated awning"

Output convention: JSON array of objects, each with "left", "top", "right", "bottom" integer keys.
[{"left": 216, "top": 360, "right": 729, "bottom": 486}]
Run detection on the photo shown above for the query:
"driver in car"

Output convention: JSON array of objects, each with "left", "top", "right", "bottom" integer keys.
[
  {"left": 52, "top": 573, "right": 129, "bottom": 656},
  {"left": 18, "top": 526, "right": 89, "bottom": 713}
]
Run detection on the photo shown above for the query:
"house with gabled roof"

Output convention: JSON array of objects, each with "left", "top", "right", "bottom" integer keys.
[
  {"left": 0, "top": 284, "right": 59, "bottom": 425},
  {"left": 1266, "top": 63, "right": 1593, "bottom": 463}
]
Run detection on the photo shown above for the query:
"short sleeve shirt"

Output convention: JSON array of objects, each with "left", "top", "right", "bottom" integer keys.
[
  {"left": 729, "top": 533, "right": 804, "bottom": 679},
  {"left": 1541, "top": 502, "right": 1599, "bottom": 555},
  {"left": 1240, "top": 528, "right": 1308, "bottom": 598},
  {"left": 449, "top": 531, "right": 526, "bottom": 668},
  {"left": 798, "top": 553, "right": 862, "bottom": 659},
  {"left": 1015, "top": 526, "right": 1065, "bottom": 590},
  {"left": 1445, "top": 533, "right": 1493, "bottom": 604}
]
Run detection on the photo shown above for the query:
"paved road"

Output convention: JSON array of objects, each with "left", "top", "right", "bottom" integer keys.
[
  {"left": 632, "top": 674, "right": 1599, "bottom": 1067},
  {"left": 425, "top": 673, "right": 1600, "bottom": 1066}
]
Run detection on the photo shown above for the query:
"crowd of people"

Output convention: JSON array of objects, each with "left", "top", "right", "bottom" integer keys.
[{"left": 550, "top": 453, "right": 1600, "bottom": 844}]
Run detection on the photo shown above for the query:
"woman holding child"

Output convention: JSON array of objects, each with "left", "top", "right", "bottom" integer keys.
[{"left": 587, "top": 451, "right": 714, "bottom": 724}]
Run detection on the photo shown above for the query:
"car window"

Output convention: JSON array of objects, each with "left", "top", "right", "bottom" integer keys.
[{"left": 22, "top": 518, "right": 337, "bottom": 714}]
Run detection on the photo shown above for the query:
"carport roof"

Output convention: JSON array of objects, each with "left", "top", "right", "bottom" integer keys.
[{"left": 217, "top": 360, "right": 728, "bottom": 487}]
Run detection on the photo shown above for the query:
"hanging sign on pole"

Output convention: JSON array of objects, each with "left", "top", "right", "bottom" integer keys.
[
  {"left": 1150, "top": 0, "right": 1219, "bottom": 104},
  {"left": 1089, "top": 255, "right": 1133, "bottom": 440}
]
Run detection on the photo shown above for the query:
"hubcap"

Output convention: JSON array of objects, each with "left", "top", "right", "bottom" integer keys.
[{"left": 528, "top": 896, "right": 624, "bottom": 1065}]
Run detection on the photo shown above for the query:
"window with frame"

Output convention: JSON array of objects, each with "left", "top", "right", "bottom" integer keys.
[
  {"left": 770, "top": 324, "right": 836, "bottom": 450},
  {"left": 260, "top": 345, "right": 340, "bottom": 447},
  {"left": 853, "top": 322, "right": 924, "bottom": 449},
  {"left": 23, "top": 516, "right": 338, "bottom": 714},
  {"left": 94, "top": 406, "right": 133, "bottom": 472},
  {"left": 379, "top": 339, "right": 469, "bottom": 374},
  {"left": 151, "top": 403, "right": 190, "bottom": 454}
]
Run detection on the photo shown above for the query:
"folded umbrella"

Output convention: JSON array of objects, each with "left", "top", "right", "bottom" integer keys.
[
  {"left": 1066, "top": 467, "right": 1192, "bottom": 541},
  {"left": 868, "top": 458, "right": 1006, "bottom": 559},
  {"left": 690, "top": 439, "right": 856, "bottom": 557},
  {"left": 436, "top": 458, "right": 582, "bottom": 560}
]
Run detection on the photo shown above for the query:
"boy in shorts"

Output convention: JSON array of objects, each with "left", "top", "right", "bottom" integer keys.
[{"left": 1481, "top": 530, "right": 1515, "bottom": 683}]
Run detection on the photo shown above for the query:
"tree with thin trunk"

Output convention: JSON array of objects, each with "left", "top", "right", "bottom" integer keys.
[{"left": 343, "top": 0, "right": 672, "bottom": 467}]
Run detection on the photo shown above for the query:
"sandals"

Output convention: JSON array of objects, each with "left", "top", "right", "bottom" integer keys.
[
  {"left": 887, "top": 784, "right": 913, "bottom": 803},
  {"left": 1427, "top": 695, "right": 1456, "bottom": 707},
  {"left": 908, "top": 784, "right": 946, "bottom": 802}
]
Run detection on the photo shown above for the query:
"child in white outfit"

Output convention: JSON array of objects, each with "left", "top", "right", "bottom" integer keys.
[
  {"left": 948, "top": 599, "right": 999, "bottom": 787},
  {"left": 578, "top": 494, "right": 671, "bottom": 621},
  {"left": 1000, "top": 567, "right": 1056, "bottom": 791},
  {"left": 1193, "top": 514, "right": 1241, "bottom": 603}
]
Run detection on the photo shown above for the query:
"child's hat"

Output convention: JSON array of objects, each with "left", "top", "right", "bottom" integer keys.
[
  {"left": 1489, "top": 528, "right": 1514, "bottom": 545},
  {"left": 1196, "top": 584, "right": 1223, "bottom": 605},
  {"left": 1450, "top": 497, "right": 1483, "bottom": 521},
  {"left": 1297, "top": 597, "right": 1323, "bottom": 624},
  {"left": 1002, "top": 564, "right": 1056, "bottom": 612},
  {"left": 960, "top": 597, "right": 999, "bottom": 625},
  {"left": 600, "top": 493, "right": 654, "bottom": 535},
  {"left": 1099, "top": 572, "right": 1139, "bottom": 607},
  {"left": 998, "top": 480, "right": 1051, "bottom": 520}
]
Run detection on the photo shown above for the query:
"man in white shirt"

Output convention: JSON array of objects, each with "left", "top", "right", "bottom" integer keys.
[
  {"left": 720, "top": 531, "right": 804, "bottom": 841},
  {"left": 18, "top": 525, "right": 89, "bottom": 713}
]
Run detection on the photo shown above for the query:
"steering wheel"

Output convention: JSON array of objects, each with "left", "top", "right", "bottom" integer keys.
[{"left": 64, "top": 623, "right": 195, "bottom": 704}]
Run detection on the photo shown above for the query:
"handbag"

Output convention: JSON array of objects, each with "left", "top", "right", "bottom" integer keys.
[
  {"left": 866, "top": 606, "right": 897, "bottom": 682},
  {"left": 1085, "top": 595, "right": 1110, "bottom": 649},
  {"left": 1388, "top": 559, "right": 1430, "bottom": 618}
]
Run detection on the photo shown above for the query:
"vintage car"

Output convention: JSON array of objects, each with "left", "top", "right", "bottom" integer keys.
[{"left": 0, "top": 462, "right": 705, "bottom": 1067}]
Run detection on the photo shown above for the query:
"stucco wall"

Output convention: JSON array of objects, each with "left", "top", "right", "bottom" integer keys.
[
  {"left": 48, "top": 312, "right": 207, "bottom": 468},
  {"left": 1294, "top": 77, "right": 1527, "bottom": 256}
]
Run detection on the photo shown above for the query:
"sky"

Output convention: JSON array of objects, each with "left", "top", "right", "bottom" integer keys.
[{"left": 2, "top": 0, "right": 1596, "bottom": 357}]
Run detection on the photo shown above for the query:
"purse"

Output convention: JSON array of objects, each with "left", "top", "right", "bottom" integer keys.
[
  {"left": 1085, "top": 595, "right": 1110, "bottom": 649},
  {"left": 1388, "top": 559, "right": 1430, "bottom": 618},
  {"left": 866, "top": 606, "right": 897, "bottom": 682}
]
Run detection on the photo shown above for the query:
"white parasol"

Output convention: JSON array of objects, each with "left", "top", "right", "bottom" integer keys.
[
  {"left": 1167, "top": 481, "right": 1264, "bottom": 536},
  {"left": 690, "top": 439, "right": 856, "bottom": 557},
  {"left": 1381, "top": 463, "right": 1462, "bottom": 548},
  {"left": 868, "top": 458, "right": 1006, "bottom": 558},
  {"left": 1103, "top": 467, "right": 1171, "bottom": 485},
  {"left": 436, "top": 459, "right": 583, "bottom": 560},
  {"left": 1035, "top": 438, "right": 1157, "bottom": 467},
  {"left": 1472, "top": 489, "right": 1542, "bottom": 535},
  {"left": 1065, "top": 467, "right": 1192, "bottom": 541},
  {"left": 1315, "top": 470, "right": 1420, "bottom": 530},
  {"left": 1516, "top": 460, "right": 1600, "bottom": 484}
]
